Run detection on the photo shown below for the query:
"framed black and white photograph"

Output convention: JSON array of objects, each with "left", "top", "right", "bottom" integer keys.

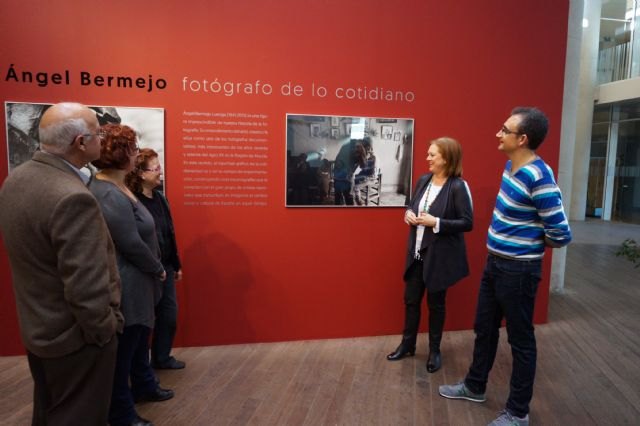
[
  {"left": 381, "top": 125, "right": 393, "bottom": 140},
  {"left": 286, "top": 114, "right": 414, "bottom": 208},
  {"left": 344, "top": 123, "right": 352, "bottom": 137},
  {"left": 330, "top": 116, "right": 339, "bottom": 127},
  {"left": 5, "top": 101, "right": 166, "bottom": 187}
]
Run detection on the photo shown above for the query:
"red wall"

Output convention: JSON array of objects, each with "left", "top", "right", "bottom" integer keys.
[{"left": 0, "top": 0, "right": 569, "bottom": 355}]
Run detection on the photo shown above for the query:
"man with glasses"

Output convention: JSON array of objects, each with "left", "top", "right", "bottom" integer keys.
[
  {"left": 0, "top": 102, "right": 123, "bottom": 425},
  {"left": 439, "top": 107, "right": 572, "bottom": 426}
]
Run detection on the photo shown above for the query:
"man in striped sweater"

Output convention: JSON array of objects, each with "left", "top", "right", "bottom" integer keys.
[{"left": 439, "top": 107, "right": 572, "bottom": 426}]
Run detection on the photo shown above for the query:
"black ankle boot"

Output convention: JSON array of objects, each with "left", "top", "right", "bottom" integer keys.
[
  {"left": 386, "top": 342, "right": 416, "bottom": 361},
  {"left": 426, "top": 350, "right": 441, "bottom": 373}
]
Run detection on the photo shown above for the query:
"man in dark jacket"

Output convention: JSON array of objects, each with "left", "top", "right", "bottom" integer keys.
[{"left": 0, "top": 102, "right": 123, "bottom": 425}]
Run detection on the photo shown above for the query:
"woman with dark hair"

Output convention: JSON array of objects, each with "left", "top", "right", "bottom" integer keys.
[
  {"left": 126, "top": 148, "right": 184, "bottom": 370},
  {"left": 89, "top": 124, "right": 173, "bottom": 426},
  {"left": 386, "top": 137, "right": 473, "bottom": 373}
]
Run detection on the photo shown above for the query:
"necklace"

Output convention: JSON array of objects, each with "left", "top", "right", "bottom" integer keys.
[
  {"left": 422, "top": 176, "right": 446, "bottom": 213},
  {"left": 423, "top": 182, "right": 433, "bottom": 213}
]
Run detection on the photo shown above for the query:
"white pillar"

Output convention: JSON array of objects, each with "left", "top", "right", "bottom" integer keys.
[
  {"left": 570, "top": 0, "right": 601, "bottom": 221},
  {"left": 552, "top": 0, "right": 587, "bottom": 293}
]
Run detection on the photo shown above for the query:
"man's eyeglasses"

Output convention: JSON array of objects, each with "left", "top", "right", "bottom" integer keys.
[
  {"left": 143, "top": 165, "right": 162, "bottom": 172},
  {"left": 82, "top": 132, "right": 103, "bottom": 139},
  {"left": 499, "top": 126, "right": 522, "bottom": 136}
]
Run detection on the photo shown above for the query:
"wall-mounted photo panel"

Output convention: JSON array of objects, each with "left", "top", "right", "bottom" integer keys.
[
  {"left": 5, "top": 102, "right": 166, "bottom": 189},
  {"left": 286, "top": 114, "right": 414, "bottom": 207}
]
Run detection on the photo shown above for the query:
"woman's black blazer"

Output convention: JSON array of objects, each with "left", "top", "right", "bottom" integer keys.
[{"left": 404, "top": 174, "right": 473, "bottom": 292}]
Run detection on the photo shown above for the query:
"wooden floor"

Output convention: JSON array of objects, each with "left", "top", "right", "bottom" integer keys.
[{"left": 1, "top": 222, "right": 639, "bottom": 425}]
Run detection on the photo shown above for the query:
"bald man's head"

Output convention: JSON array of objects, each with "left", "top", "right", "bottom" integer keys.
[{"left": 38, "top": 103, "right": 99, "bottom": 155}]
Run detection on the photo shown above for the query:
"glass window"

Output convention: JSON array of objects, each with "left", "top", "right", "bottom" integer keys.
[
  {"left": 618, "top": 98, "right": 640, "bottom": 120},
  {"left": 597, "top": 0, "right": 637, "bottom": 83},
  {"left": 612, "top": 120, "right": 640, "bottom": 222},
  {"left": 593, "top": 104, "right": 612, "bottom": 123},
  {"left": 589, "top": 99, "right": 640, "bottom": 223},
  {"left": 631, "top": 0, "right": 640, "bottom": 77},
  {"left": 586, "top": 123, "right": 610, "bottom": 217}
]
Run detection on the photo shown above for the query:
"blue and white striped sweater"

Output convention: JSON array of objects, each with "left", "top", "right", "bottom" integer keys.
[{"left": 487, "top": 158, "right": 571, "bottom": 260}]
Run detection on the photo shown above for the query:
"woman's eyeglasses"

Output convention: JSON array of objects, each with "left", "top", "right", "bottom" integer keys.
[{"left": 143, "top": 165, "right": 162, "bottom": 172}]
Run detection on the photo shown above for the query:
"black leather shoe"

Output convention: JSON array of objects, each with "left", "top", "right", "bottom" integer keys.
[
  {"left": 134, "top": 387, "right": 174, "bottom": 403},
  {"left": 152, "top": 357, "right": 186, "bottom": 370},
  {"left": 130, "top": 415, "right": 154, "bottom": 426},
  {"left": 386, "top": 343, "right": 416, "bottom": 361},
  {"left": 426, "top": 351, "right": 441, "bottom": 373}
]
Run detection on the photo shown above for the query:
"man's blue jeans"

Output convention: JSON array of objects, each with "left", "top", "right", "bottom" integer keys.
[{"left": 464, "top": 253, "right": 542, "bottom": 418}]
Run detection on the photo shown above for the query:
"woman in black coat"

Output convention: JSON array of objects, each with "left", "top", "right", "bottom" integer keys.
[
  {"left": 126, "top": 148, "right": 185, "bottom": 370},
  {"left": 387, "top": 137, "right": 473, "bottom": 373}
]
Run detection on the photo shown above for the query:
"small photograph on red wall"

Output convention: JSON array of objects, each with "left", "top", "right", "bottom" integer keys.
[{"left": 286, "top": 114, "right": 414, "bottom": 207}]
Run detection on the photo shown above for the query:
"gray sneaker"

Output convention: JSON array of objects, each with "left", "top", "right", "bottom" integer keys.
[
  {"left": 488, "top": 409, "right": 529, "bottom": 426},
  {"left": 438, "top": 381, "right": 486, "bottom": 402}
]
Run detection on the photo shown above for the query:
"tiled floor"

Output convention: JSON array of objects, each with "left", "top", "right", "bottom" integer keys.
[{"left": 569, "top": 218, "right": 640, "bottom": 245}]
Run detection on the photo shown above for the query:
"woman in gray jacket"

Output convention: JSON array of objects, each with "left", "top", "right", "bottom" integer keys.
[{"left": 90, "top": 124, "right": 172, "bottom": 426}]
